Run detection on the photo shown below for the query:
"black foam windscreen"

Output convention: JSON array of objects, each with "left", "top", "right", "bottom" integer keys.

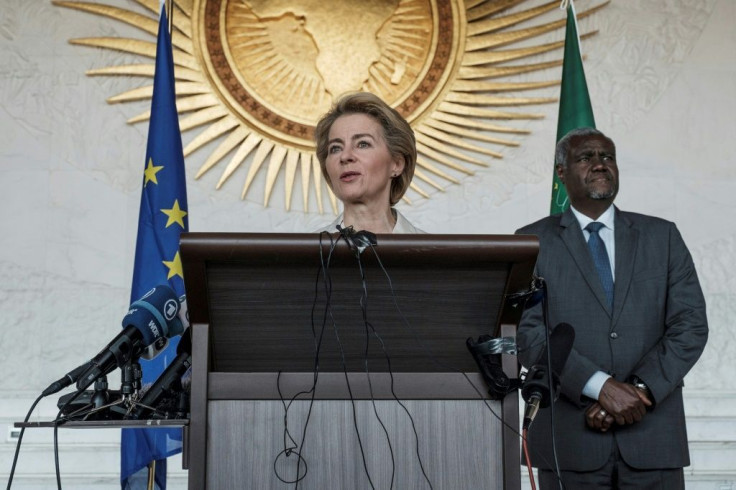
[
  {"left": 520, "top": 322, "right": 575, "bottom": 407},
  {"left": 547, "top": 322, "right": 575, "bottom": 378}
]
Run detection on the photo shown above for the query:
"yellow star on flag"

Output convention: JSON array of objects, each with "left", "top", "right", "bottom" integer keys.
[
  {"left": 163, "top": 251, "right": 184, "bottom": 280},
  {"left": 144, "top": 157, "right": 164, "bottom": 186},
  {"left": 161, "top": 199, "right": 188, "bottom": 229}
]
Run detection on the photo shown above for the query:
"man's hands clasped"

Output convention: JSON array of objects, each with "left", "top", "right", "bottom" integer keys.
[{"left": 585, "top": 378, "right": 652, "bottom": 432}]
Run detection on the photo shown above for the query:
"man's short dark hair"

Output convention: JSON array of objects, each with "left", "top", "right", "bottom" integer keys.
[{"left": 555, "top": 127, "right": 614, "bottom": 167}]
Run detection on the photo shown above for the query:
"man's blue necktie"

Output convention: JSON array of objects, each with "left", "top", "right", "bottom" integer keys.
[{"left": 585, "top": 222, "right": 614, "bottom": 308}]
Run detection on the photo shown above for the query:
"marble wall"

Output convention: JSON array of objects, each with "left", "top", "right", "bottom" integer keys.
[{"left": 1, "top": 0, "right": 734, "bottom": 487}]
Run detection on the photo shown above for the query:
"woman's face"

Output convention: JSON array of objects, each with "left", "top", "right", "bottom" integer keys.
[{"left": 325, "top": 113, "right": 404, "bottom": 207}]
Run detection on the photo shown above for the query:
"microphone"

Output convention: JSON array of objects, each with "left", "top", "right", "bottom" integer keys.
[
  {"left": 128, "top": 328, "right": 192, "bottom": 420},
  {"left": 42, "top": 362, "right": 94, "bottom": 397},
  {"left": 74, "top": 285, "right": 183, "bottom": 392},
  {"left": 521, "top": 322, "right": 575, "bottom": 429},
  {"left": 139, "top": 294, "right": 189, "bottom": 360}
]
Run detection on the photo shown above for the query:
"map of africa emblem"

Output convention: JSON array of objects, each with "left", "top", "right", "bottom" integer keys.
[{"left": 54, "top": 0, "right": 606, "bottom": 213}]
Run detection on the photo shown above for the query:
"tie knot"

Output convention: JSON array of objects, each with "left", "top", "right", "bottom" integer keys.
[{"left": 586, "top": 222, "right": 605, "bottom": 234}]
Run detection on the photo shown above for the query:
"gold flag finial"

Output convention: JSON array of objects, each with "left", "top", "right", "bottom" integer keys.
[{"left": 165, "top": 0, "right": 173, "bottom": 34}]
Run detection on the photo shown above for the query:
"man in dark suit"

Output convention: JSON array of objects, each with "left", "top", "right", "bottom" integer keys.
[{"left": 516, "top": 127, "right": 708, "bottom": 489}]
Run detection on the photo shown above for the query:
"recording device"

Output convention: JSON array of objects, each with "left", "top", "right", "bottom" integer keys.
[
  {"left": 521, "top": 322, "right": 575, "bottom": 429},
  {"left": 466, "top": 335, "right": 520, "bottom": 400},
  {"left": 43, "top": 285, "right": 184, "bottom": 396},
  {"left": 128, "top": 327, "right": 192, "bottom": 420}
]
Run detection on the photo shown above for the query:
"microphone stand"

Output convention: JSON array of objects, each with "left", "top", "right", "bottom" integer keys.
[
  {"left": 91, "top": 376, "right": 111, "bottom": 409},
  {"left": 127, "top": 353, "right": 192, "bottom": 420},
  {"left": 127, "top": 328, "right": 192, "bottom": 420},
  {"left": 59, "top": 358, "right": 145, "bottom": 421}
]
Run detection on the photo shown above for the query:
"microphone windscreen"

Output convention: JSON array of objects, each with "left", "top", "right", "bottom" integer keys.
[
  {"left": 122, "top": 285, "right": 180, "bottom": 346},
  {"left": 549, "top": 322, "right": 575, "bottom": 377}
]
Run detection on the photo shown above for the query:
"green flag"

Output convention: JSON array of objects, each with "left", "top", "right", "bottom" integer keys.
[{"left": 550, "top": 1, "right": 596, "bottom": 214}]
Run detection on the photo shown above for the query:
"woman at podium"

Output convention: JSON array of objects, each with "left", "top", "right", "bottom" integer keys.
[{"left": 314, "top": 92, "right": 423, "bottom": 233}]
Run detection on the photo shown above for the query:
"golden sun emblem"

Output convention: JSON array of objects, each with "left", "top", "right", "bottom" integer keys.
[{"left": 53, "top": 0, "right": 606, "bottom": 213}]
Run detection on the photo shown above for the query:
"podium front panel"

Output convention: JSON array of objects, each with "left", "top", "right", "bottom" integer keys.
[
  {"left": 206, "top": 399, "right": 504, "bottom": 490},
  {"left": 181, "top": 233, "right": 537, "bottom": 490}
]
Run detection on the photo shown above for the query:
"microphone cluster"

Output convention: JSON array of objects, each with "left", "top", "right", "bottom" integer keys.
[{"left": 41, "top": 284, "right": 191, "bottom": 420}]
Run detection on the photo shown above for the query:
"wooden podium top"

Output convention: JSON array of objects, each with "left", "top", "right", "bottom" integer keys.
[{"left": 180, "top": 232, "right": 538, "bottom": 376}]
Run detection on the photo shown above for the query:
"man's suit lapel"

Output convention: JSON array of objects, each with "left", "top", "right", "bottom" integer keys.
[
  {"left": 612, "top": 208, "right": 638, "bottom": 326},
  {"left": 559, "top": 209, "right": 612, "bottom": 315}
]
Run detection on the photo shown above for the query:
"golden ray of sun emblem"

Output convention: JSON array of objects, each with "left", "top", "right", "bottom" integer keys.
[{"left": 53, "top": 0, "right": 607, "bottom": 214}]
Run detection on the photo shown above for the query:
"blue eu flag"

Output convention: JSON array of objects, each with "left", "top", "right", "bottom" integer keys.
[{"left": 121, "top": 8, "right": 187, "bottom": 489}]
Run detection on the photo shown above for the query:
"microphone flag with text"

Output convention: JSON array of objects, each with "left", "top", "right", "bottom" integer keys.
[
  {"left": 521, "top": 322, "right": 575, "bottom": 429},
  {"left": 139, "top": 293, "right": 189, "bottom": 361}
]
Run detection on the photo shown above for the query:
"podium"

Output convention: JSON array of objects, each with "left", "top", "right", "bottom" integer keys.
[{"left": 180, "top": 233, "right": 538, "bottom": 489}]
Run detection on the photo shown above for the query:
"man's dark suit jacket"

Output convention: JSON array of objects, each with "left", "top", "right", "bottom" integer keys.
[{"left": 516, "top": 207, "right": 708, "bottom": 471}]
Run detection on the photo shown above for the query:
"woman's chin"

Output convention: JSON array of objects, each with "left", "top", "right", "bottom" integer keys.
[{"left": 335, "top": 189, "right": 365, "bottom": 205}]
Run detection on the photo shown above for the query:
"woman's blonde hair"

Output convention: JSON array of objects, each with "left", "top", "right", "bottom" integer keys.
[{"left": 314, "top": 92, "right": 416, "bottom": 206}]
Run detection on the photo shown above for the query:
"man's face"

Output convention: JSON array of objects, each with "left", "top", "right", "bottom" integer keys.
[{"left": 557, "top": 134, "right": 619, "bottom": 209}]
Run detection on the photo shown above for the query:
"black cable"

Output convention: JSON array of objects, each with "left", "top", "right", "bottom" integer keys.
[
  {"left": 273, "top": 231, "right": 342, "bottom": 487},
  {"left": 51, "top": 388, "right": 88, "bottom": 490},
  {"left": 511, "top": 279, "right": 567, "bottom": 490},
  {"left": 354, "top": 246, "right": 396, "bottom": 489},
  {"left": 537, "top": 283, "right": 565, "bottom": 490},
  {"left": 53, "top": 422, "right": 62, "bottom": 489},
  {"left": 324, "top": 230, "right": 433, "bottom": 488},
  {"left": 334, "top": 309, "right": 377, "bottom": 490},
  {"left": 291, "top": 230, "right": 548, "bottom": 489},
  {"left": 5, "top": 394, "right": 43, "bottom": 490},
  {"left": 378, "top": 349, "right": 433, "bottom": 490},
  {"left": 366, "top": 242, "right": 556, "bottom": 486},
  {"left": 51, "top": 384, "right": 125, "bottom": 489},
  {"left": 273, "top": 370, "right": 309, "bottom": 485},
  {"left": 294, "top": 231, "right": 340, "bottom": 487},
  {"left": 7, "top": 389, "right": 124, "bottom": 490},
  {"left": 326, "top": 228, "right": 378, "bottom": 489}
]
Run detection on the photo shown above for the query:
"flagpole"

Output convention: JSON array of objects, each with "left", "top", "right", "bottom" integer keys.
[
  {"left": 166, "top": 0, "right": 173, "bottom": 35},
  {"left": 147, "top": 460, "right": 156, "bottom": 490}
]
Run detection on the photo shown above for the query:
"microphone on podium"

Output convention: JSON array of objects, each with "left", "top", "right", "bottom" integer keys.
[
  {"left": 41, "top": 285, "right": 185, "bottom": 397},
  {"left": 521, "top": 322, "right": 575, "bottom": 429},
  {"left": 128, "top": 327, "right": 192, "bottom": 419},
  {"left": 139, "top": 293, "right": 189, "bottom": 360}
]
